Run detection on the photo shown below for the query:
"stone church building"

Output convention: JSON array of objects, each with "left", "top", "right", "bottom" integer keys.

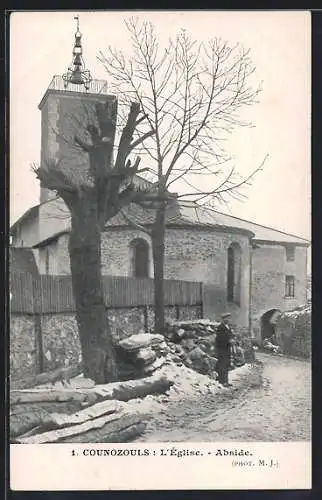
[{"left": 10, "top": 37, "right": 310, "bottom": 343}]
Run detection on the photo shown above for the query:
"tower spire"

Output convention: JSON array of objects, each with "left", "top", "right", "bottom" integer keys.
[{"left": 62, "top": 15, "right": 93, "bottom": 90}]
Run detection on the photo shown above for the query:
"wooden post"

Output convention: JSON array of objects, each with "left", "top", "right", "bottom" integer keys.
[
  {"left": 143, "top": 305, "right": 148, "bottom": 331},
  {"left": 32, "top": 275, "right": 44, "bottom": 374},
  {"left": 200, "top": 282, "right": 204, "bottom": 319},
  {"left": 34, "top": 314, "right": 44, "bottom": 374}
]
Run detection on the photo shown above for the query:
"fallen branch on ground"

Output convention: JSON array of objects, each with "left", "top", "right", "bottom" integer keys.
[
  {"left": 11, "top": 364, "right": 83, "bottom": 390},
  {"left": 10, "top": 372, "right": 173, "bottom": 406}
]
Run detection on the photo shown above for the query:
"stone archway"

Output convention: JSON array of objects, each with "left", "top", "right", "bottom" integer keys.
[{"left": 260, "top": 309, "right": 281, "bottom": 342}]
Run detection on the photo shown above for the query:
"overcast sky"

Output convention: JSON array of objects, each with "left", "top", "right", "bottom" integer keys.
[{"left": 10, "top": 10, "right": 311, "bottom": 240}]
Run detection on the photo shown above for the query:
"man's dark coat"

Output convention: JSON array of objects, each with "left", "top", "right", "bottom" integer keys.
[{"left": 215, "top": 322, "right": 234, "bottom": 384}]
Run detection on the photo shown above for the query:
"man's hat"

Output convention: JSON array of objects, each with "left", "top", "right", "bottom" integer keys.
[{"left": 221, "top": 312, "right": 231, "bottom": 318}]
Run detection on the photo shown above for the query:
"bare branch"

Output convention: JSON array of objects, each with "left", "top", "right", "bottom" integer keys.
[
  {"left": 128, "top": 129, "right": 155, "bottom": 153},
  {"left": 74, "top": 135, "right": 92, "bottom": 152},
  {"left": 32, "top": 160, "right": 78, "bottom": 195},
  {"left": 176, "top": 154, "right": 269, "bottom": 203}
]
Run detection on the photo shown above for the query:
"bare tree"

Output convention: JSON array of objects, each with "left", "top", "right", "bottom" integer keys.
[
  {"left": 99, "top": 18, "right": 267, "bottom": 332},
  {"left": 33, "top": 100, "right": 154, "bottom": 383}
]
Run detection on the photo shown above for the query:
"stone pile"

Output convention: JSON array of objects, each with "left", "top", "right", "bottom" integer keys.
[
  {"left": 115, "top": 333, "right": 170, "bottom": 380},
  {"left": 113, "top": 324, "right": 221, "bottom": 379},
  {"left": 164, "top": 320, "right": 220, "bottom": 376},
  {"left": 275, "top": 304, "right": 311, "bottom": 358},
  {"left": 164, "top": 319, "right": 254, "bottom": 373},
  {"left": 165, "top": 319, "right": 220, "bottom": 344}
]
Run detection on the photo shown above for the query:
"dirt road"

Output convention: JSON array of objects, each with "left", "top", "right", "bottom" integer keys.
[{"left": 139, "top": 352, "right": 311, "bottom": 442}]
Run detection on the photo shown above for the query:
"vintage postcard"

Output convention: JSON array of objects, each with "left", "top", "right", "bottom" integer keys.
[{"left": 9, "top": 10, "right": 311, "bottom": 490}]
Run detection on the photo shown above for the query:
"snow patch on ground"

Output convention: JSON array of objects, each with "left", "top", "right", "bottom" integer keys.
[{"left": 126, "top": 362, "right": 252, "bottom": 415}]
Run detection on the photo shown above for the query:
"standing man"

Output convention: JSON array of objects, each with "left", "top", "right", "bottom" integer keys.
[{"left": 215, "top": 313, "right": 235, "bottom": 387}]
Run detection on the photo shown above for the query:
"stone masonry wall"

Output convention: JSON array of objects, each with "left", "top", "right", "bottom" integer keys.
[
  {"left": 101, "top": 229, "right": 154, "bottom": 278},
  {"left": 41, "top": 314, "right": 82, "bottom": 372},
  {"left": 251, "top": 244, "right": 308, "bottom": 341},
  {"left": 164, "top": 228, "right": 250, "bottom": 287},
  {"left": 100, "top": 226, "right": 251, "bottom": 291},
  {"left": 100, "top": 226, "right": 251, "bottom": 329},
  {"left": 275, "top": 307, "right": 311, "bottom": 358},
  {"left": 164, "top": 227, "right": 251, "bottom": 328},
  {"left": 10, "top": 315, "right": 40, "bottom": 381},
  {"left": 10, "top": 304, "right": 201, "bottom": 380},
  {"left": 41, "top": 228, "right": 154, "bottom": 277},
  {"left": 37, "top": 226, "right": 251, "bottom": 326}
]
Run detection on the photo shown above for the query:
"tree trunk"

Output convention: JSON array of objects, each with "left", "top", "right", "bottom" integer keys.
[
  {"left": 152, "top": 206, "right": 166, "bottom": 333},
  {"left": 68, "top": 199, "right": 118, "bottom": 384}
]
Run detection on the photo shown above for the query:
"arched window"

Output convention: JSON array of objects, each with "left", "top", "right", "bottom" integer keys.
[
  {"left": 227, "top": 242, "right": 242, "bottom": 305},
  {"left": 131, "top": 238, "right": 149, "bottom": 278}
]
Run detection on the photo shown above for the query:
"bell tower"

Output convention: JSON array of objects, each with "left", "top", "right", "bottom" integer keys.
[
  {"left": 62, "top": 15, "right": 93, "bottom": 90},
  {"left": 38, "top": 16, "right": 117, "bottom": 205}
]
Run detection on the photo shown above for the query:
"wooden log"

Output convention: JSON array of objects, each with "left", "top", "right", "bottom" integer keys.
[
  {"left": 10, "top": 364, "right": 83, "bottom": 390},
  {"left": 11, "top": 423, "right": 147, "bottom": 444},
  {"left": 10, "top": 388, "right": 98, "bottom": 406},
  {"left": 11, "top": 373, "right": 173, "bottom": 406},
  {"left": 15, "top": 411, "right": 147, "bottom": 444},
  {"left": 11, "top": 400, "right": 126, "bottom": 441},
  {"left": 11, "top": 400, "right": 86, "bottom": 417},
  {"left": 61, "top": 422, "right": 147, "bottom": 443},
  {"left": 10, "top": 407, "right": 51, "bottom": 438},
  {"left": 94, "top": 374, "right": 173, "bottom": 401},
  {"left": 10, "top": 399, "right": 90, "bottom": 439},
  {"left": 42, "top": 400, "right": 126, "bottom": 429},
  {"left": 15, "top": 425, "right": 43, "bottom": 440}
]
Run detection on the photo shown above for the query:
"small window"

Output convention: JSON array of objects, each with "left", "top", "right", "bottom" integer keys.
[
  {"left": 285, "top": 275, "right": 295, "bottom": 298},
  {"left": 285, "top": 245, "right": 295, "bottom": 262},
  {"left": 227, "top": 242, "right": 242, "bottom": 305},
  {"left": 131, "top": 239, "right": 149, "bottom": 278}
]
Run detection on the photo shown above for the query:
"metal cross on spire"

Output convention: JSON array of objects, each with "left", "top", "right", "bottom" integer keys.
[
  {"left": 75, "top": 14, "right": 80, "bottom": 32},
  {"left": 62, "top": 15, "right": 93, "bottom": 90}
]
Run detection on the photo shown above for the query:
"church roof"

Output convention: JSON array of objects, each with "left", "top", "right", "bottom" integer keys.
[
  {"left": 104, "top": 201, "right": 254, "bottom": 237},
  {"left": 12, "top": 198, "right": 310, "bottom": 247},
  {"left": 178, "top": 203, "right": 310, "bottom": 246},
  {"left": 105, "top": 200, "right": 310, "bottom": 246},
  {"left": 10, "top": 205, "right": 39, "bottom": 234}
]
